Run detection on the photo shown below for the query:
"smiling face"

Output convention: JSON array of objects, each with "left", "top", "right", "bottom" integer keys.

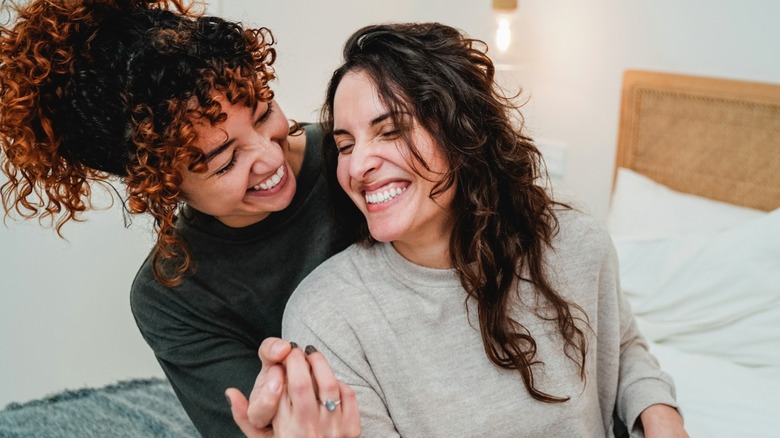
[
  {"left": 178, "top": 96, "right": 296, "bottom": 228},
  {"left": 333, "top": 70, "right": 456, "bottom": 266}
]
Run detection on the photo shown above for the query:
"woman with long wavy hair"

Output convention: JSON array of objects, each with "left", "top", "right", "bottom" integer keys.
[{"left": 277, "top": 22, "right": 688, "bottom": 437}]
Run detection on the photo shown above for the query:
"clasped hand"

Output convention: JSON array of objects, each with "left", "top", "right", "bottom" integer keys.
[{"left": 226, "top": 339, "right": 361, "bottom": 438}]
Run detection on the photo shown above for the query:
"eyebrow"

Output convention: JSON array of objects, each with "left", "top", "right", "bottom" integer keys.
[
  {"left": 333, "top": 112, "right": 392, "bottom": 136},
  {"left": 202, "top": 139, "right": 235, "bottom": 164},
  {"left": 202, "top": 102, "right": 263, "bottom": 163}
]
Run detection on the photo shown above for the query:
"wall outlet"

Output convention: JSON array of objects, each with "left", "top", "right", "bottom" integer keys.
[{"left": 536, "top": 140, "right": 567, "bottom": 181}]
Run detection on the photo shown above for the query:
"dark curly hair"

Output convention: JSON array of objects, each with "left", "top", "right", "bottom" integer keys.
[
  {"left": 0, "top": 0, "right": 279, "bottom": 286},
  {"left": 321, "top": 23, "right": 590, "bottom": 403}
]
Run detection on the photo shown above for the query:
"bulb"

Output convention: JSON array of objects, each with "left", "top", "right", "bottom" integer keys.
[{"left": 496, "top": 17, "right": 511, "bottom": 53}]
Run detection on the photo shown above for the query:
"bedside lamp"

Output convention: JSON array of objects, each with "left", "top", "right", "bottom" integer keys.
[{"left": 492, "top": 0, "right": 518, "bottom": 54}]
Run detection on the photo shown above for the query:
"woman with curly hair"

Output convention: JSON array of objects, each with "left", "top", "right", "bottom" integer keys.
[
  {"left": 0, "top": 0, "right": 359, "bottom": 436},
  {"left": 268, "top": 22, "right": 689, "bottom": 437}
]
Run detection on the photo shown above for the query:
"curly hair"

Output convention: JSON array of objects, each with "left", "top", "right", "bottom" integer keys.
[
  {"left": 321, "top": 23, "right": 590, "bottom": 403},
  {"left": 0, "top": 0, "right": 278, "bottom": 286}
]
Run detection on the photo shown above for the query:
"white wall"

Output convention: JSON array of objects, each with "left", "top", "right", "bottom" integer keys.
[
  {"left": 2, "top": 0, "right": 778, "bottom": 407},
  {"left": 507, "top": 0, "right": 780, "bottom": 219},
  {"left": 212, "top": 0, "right": 493, "bottom": 124},
  {"left": 0, "top": 182, "right": 160, "bottom": 407},
  {"left": 217, "top": 0, "right": 780, "bottom": 220}
]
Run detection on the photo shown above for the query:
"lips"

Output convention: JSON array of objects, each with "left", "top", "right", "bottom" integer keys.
[
  {"left": 362, "top": 181, "right": 409, "bottom": 205},
  {"left": 365, "top": 186, "right": 407, "bottom": 204},
  {"left": 249, "top": 165, "right": 284, "bottom": 191}
]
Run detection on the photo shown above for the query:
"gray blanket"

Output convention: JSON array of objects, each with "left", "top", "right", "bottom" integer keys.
[{"left": 0, "top": 378, "right": 197, "bottom": 437}]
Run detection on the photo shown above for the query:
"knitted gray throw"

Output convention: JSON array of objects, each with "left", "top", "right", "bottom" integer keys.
[{"left": 0, "top": 378, "right": 197, "bottom": 437}]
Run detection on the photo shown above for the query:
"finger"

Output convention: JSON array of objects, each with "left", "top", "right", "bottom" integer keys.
[
  {"left": 246, "top": 363, "right": 285, "bottom": 429},
  {"left": 284, "top": 347, "right": 318, "bottom": 416},
  {"left": 337, "top": 381, "right": 361, "bottom": 437},
  {"left": 270, "top": 384, "right": 293, "bottom": 431},
  {"left": 225, "top": 388, "right": 272, "bottom": 438},
  {"left": 258, "top": 337, "right": 292, "bottom": 369},
  {"left": 304, "top": 345, "right": 341, "bottom": 411}
]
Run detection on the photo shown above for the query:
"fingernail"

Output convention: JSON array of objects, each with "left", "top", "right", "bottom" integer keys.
[
  {"left": 305, "top": 345, "right": 318, "bottom": 355},
  {"left": 290, "top": 342, "right": 299, "bottom": 349},
  {"left": 225, "top": 391, "right": 232, "bottom": 407}
]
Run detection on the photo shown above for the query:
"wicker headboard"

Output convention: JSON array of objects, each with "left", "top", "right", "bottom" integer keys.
[{"left": 615, "top": 70, "right": 780, "bottom": 211}]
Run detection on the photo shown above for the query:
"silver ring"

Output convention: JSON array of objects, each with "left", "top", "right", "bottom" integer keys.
[{"left": 322, "top": 399, "right": 341, "bottom": 412}]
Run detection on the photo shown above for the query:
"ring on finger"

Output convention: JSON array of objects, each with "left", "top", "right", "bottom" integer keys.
[{"left": 321, "top": 399, "right": 341, "bottom": 412}]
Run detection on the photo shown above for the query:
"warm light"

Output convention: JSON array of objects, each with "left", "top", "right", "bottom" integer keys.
[
  {"left": 496, "top": 17, "right": 511, "bottom": 53},
  {"left": 491, "top": 0, "right": 519, "bottom": 70}
]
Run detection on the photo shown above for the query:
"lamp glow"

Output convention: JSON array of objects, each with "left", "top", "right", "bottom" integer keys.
[
  {"left": 496, "top": 17, "right": 511, "bottom": 53},
  {"left": 491, "top": 0, "right": 519, "bottom": 70}
]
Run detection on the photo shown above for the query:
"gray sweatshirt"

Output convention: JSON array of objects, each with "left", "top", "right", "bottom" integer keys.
[{"left": 283, "top": 209, "right": 677, "bottom": 437}]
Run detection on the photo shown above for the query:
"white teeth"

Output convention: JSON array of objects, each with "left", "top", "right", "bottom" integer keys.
[
  {"left": 365, "top": 186, "right": 406, "bottom": 204},
  {"left": 251, "top": 165, "right": 285, "bottom": 191}
]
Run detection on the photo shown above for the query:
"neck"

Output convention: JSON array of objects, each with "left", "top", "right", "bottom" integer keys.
[{"left": 391, "top": 230, "right": 452, "bottom": 269}]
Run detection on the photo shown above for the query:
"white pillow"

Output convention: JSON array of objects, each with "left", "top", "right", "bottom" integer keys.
[
  {"left": 648, "top": 341, "right": 780, "bottom": 438},
  {"left": 616, "top": 209, "right": 780, "bottom": 367},
  {"left": 608, "top": 168, "right": 764, "bottom": 240}
]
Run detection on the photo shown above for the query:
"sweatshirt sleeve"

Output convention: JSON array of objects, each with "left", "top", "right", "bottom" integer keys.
[
  {"left": 604, "top": 239, "right": 680, "bottom": 437},
  {"left": 131, "top": 274, "right": 259, "bottom": 438},
  {"left": 283, "top": 279, "right": 401, "bottom": 437}
]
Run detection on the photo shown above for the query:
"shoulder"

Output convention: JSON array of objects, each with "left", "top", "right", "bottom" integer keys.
[
  {"left": 553, "top": 208, "right": 613, "bottom": 250},
  {"left": 295, "top": 123, "right": 324, "bottom": 163},
  {"left": 549, "top": 208, "right": 616, "bottom": 271},
  {"left": 302, "top": 122, "right": 323, "bottom": 147},
  {"left": 130, "top": 253, "right": 199, "bottom": 344},
  {"left": 285, "top": 244, "right": 373, "bottom": 315},
  {"left": 130, "top": 255, "right": 175, "bottom": 328},
  {"left": 129, "top": 255, "right": 177, "bottom": 349},
  {"left": 130, "top": 254, "right": 160, "bottom": 313},
  {"left": 289, "top": 245, "right": 364, "bottom": 296}
]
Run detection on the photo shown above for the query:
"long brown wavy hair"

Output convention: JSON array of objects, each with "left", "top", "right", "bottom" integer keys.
[
  {"left": 322, "top": 23, "right": 590, "bottom": 403},
  {"left": 0, "top": 0, "right": 278, "bottom": 286}
]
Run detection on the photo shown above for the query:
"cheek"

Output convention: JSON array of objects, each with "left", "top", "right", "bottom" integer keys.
[
  {"left": 270, "top": 111, "right": 290, "bottom": 136},
  {"left": 336, "top": 156, "right": 351, "bottom": 193}
]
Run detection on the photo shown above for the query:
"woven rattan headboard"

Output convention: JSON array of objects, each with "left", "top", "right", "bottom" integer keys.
[{"left": 615, "top": 70, "right": 780, "bottom": 211}]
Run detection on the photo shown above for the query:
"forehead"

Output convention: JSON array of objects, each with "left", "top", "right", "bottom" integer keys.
[
  {"left": 189, "top": 97, "right": 256, "bottom": 148},
  {"left": 334, "top": 71, "right": 384, "bottom": 112}
]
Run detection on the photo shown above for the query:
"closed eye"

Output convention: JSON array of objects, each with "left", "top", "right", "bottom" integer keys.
[
  {"left": 256, "top": 101, "right": 274, "bottom": 125},
  {"left": 380, "top": 129, "right": 400, "bottom": 139},
  {"left": 336, "top": 142, "right": 354, "bottom": 155},
  {"left": 214, "top": 150, "right": 239, "bottom": 176}
]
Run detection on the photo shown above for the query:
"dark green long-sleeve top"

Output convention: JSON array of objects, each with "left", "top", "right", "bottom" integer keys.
[{"left": 130, "top": 124, "right": 353, "bottom": 437}]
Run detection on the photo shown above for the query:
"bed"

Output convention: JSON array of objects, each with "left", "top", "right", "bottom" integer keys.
[
  {"left": 0, "top": 378, "right": 196, "bottom": 437},
  {"left": 607, "top": 70, "right": 780, "bottom": 437}
]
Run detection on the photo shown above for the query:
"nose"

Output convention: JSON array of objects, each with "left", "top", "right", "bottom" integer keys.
[
  {"left": 247, "top": 134, "right": 281, "bottom": 175},
  {"left": 348, "top": 137, "right": 382, "bottom": 180}
]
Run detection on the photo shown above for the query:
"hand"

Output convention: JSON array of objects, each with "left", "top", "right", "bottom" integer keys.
[
  {"left": 226, "top": 337, "right": 293, "bottom": 437},
  {"left": 272, "top": 345, "right": 360, "bottom": 438},
  {"left": 640, "top": 404, "right": 688, "bottom": 438}
]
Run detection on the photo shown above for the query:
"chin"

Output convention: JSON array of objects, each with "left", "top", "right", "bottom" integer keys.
[{"left": 366, "top": 223, "right": 403, "bottom": 243}]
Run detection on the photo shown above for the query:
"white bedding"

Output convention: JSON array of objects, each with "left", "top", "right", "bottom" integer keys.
[
  {"left": 609, "top": 168, "right": 780, "bottom": 437},
  {"left": 648, "top": 341, "right": 780, "bottom": 437}
]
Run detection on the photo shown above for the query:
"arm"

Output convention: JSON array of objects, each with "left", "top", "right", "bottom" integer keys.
[
  {"left": 131, "top": 279, "right": 265, "bottom": 437},
  {"left": 604, "top": 240, "right": 687, "bottom": 437},
  {"left": 152, "top": 334, "right": 264, "bottom": 437},
  {"left": 281, "top": 288, "right": 400, "bottom": 437},
  {"left": 640, "top": 404, "right": 688, "bottom": 438}
]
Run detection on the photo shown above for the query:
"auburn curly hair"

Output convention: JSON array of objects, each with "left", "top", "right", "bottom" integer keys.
[{"left": 0, "top": 0, "right": 278, "bottom": 286}]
